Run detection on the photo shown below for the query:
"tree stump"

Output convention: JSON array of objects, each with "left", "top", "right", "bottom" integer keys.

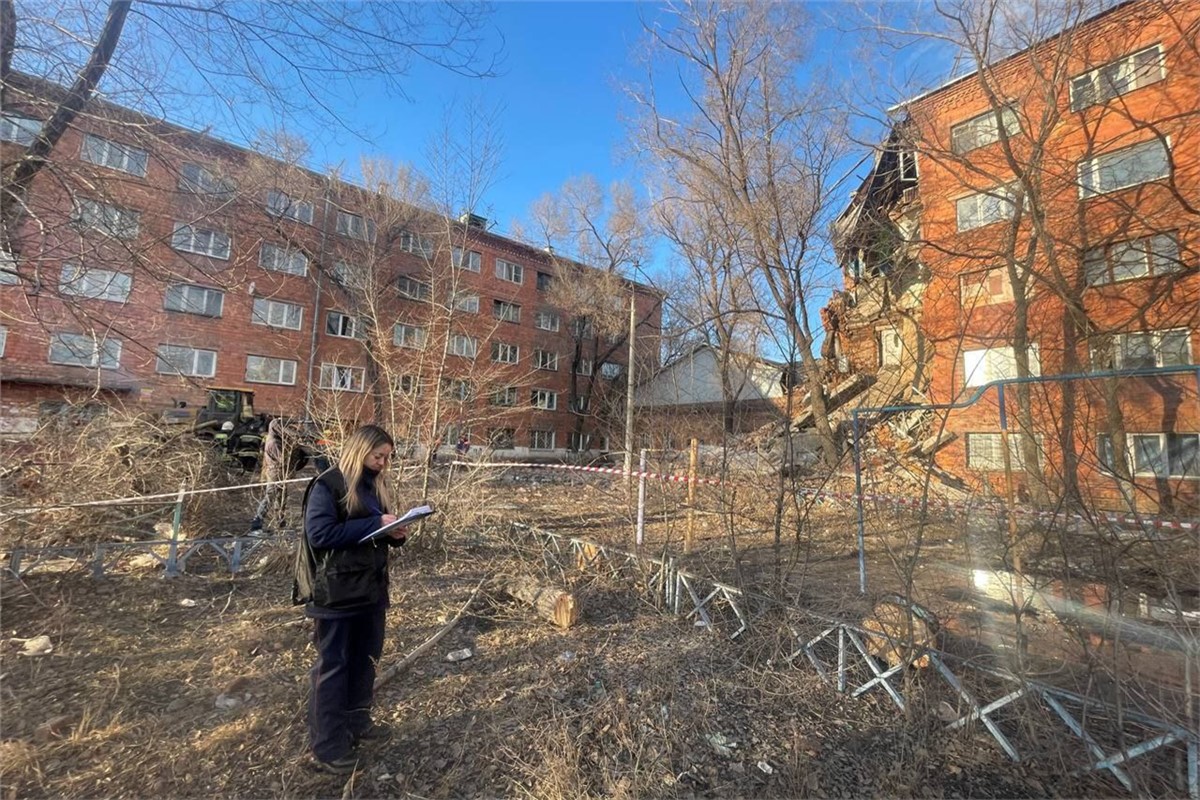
[{"left": 497, "top": 576, "right": 578, "bottom": 628}]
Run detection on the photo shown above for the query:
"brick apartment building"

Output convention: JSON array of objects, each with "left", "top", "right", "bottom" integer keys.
[
  {"left": 0, "top": 74, "right": 662, "bottom": 457},
  {"left": 828, "top": 0, "right": 1199, "bottom": 512}
]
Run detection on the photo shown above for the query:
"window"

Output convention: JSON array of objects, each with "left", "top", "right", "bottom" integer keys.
[
  {"left": 399, "top": 231, "right": 434, "bottom": 257},
  {"left": 494, "top": 300, "right": 521, "bottom": 323},
  {"left": 245, "top": 355, "right": 297, "bottom": 385},
  {"left": 452, "top": 247, "right": 481, "bottom": 272},
  {"left": 326, "top": 311, "right": 361, "bottom": 339},
  {"left": 530, "top": 429, "right": 556, "bottom": 450},
  {"left": 960, "top": 268, "right": 1013, "bottom": 307},
  {"left": 537, "top": 271, "right": 554, "bottom": 291},
  {"left": 492, "top": 341, "right": 519, "bottom": 364},
  {"left": 956, "top": 184, "right": 1017, "bottom": 232},
  {"left": 569, "top": 432, "right": 593, "bottom": 451},
  {"left": 73, "top": 198, "right": 140, "bottom": 239},
  {"left": 59, "top": 264, "right": 131, "bottom": 302},
  {"left": 332, "top": 260, "right": 359, "bottom": 288},
  {"left": 531, "top": 389, "right": 558, "bottom": 411},
  {"left": 259, "top": 243, "right": 308, "bottom": 276},
  {"left": 1099, "top": 433, "right": 1200, "bottom": 478},
  {"left": 336, "top": 211, "right": 374, "bottom": 242},
  {"left": 397, "top": 275, "right": 431, "bottom": 301},
  {"left": 951, "top": 105, "right": 1020, "bottom": 154},
  {"left": 442, "top": 378, "right": 471, "bottom": 402},
  {"left": 490, "top": 386, "right": 518, "bottom": 406},
  {"left": 251, "top": 298, "right": 303, "bottom": 330},
  {"left": 966, "top": 433, "right": 1042, "bottom": 472},
  {"left": 449, "top": 334, "right": 478, "bottom": 359},
  {"left": 451, "top": 291, "right": 479, "bottom": 314},
  {"left": 1070, "top": 45, "right": 1165, "bottom": 112},
  {"left": 1084, "top": 232, "right": 1179, "bottom": 286},
  {"left": 0, "top": 256, "right": 16, "bottom": 285},
  {"left": 496, "top": 259, "right": 523, "bottom": 284},
  {"left": 172, "top": 222, "right": 231, "bottom": 259},
  {"left": 179, "top": 162, "right": 234, "bottom": 197},
  {"left": 576, "top": 359, "right": 593, "bottom": 376},
  {"left": 489, "top": 428, "right": 515, "bottom": 449},
  {"left": 600, "top": 362, "right": 622, "bottom": 380},
  {"left": 164, "top": 283, "right": 224, "bottom": 317},
  {"left": 48, "top": 332, "right": 121, "bottom": 369},
  {"left": 394, "top": 323, "right": 427, "bottom": 350},
  {"left": 265, "top": 190, "right": 314, "bottom": 224},
  {"left": 535, "top": 310, "right": 560, "bottom": 331},
  {"left": 1091, "top": 329, "right": 1192, "bottom": 371},
  {"left": 394, "top": 374, "right": 422, "bottom": 396},
  {"left": 571, "top": 396, "right": 589, "bottom": 413},
  {"left": 963, "top": 345, "right": 1040, "bottom": 387},
  {"left": 572, "top": 317, "right": 594, "bottom": 338},
  {"left": 319, "top": 364, "right": 365, "bottom": 392},
  {"left": 81, "top": 134, "right": 148, "bottom": 176},
  {"left": 155, "top": 344, "right": 217, "bottom": 378},
  {"left": 534, "top": 349, "right": 558, "bottom": 371},
  {"left": 0, "top": 325, "right": 6, "bottom": 357},
  {"left": 1078, "top": 139, "right": 1170, "bottom": 198},
  {"left": 1, "top": 114, "right": 40, "bottom": 145}
]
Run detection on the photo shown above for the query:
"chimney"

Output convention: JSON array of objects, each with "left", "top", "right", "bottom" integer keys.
[{"left": 459, "top": 212, "right": 488, "bottom": 229}]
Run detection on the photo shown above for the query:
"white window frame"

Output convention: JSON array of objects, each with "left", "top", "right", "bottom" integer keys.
[
  {"left": 48, "top": 332, "right": 122, "bottom": 369},
  {"left": 397, "top": 275, "right": 431, "bottom": 301},
  {"left": 452, "top": 246, "right": 481, "bottom": 272},
  {"left": 265, "top": 190, "right": 314, "bottom": 224},
  {"left": 963, "top": 345, "right": 1041, "bottom": 388},
  {"left": 966, "top": 432, "right": 1043, "bottom": 472},
  {"left": 1077, "top": 138, "right": 1170, "bottom": 199},
  {"left": 534, "top": 349, "right": 559, "bottom": 371},
  {"left": 496, "top": 259, "right": 524, "bottom": 284},
  {"left": 1091, "top": 328, "right": 1193, "bottom": 371},
  {"left": 442, "top": 378, "right": 472, "bottom": 402},
  {"left": 164, "top": 283, "right": 224, "bottom": 317},
  {"left": 951, "top": 105, "right": 1020, "bottom": 154},
  {"left": 494, "top": 300, "right": 521, "bottom": 323},
  {"left": 81, "top": 133, "right": 148, "bottom": 177},
  {"left": 394, "top": 323, "right": 427, "bottom": 350},
  {"left": 1, "top": 114, "right": 40, "bottom": 145},
  {"left": 59, "top": 264, "right": 131, "bottom": 303},
  {"left": 576, "top": 359, "right": 594, "bottom": 377},
  {"left": 336, "top": 210, "right": 374, "bottom": 242},
  {"left": 245, "top": 355, "right": 298, "bottom": 385},
  {"left": 172, "top": 222, "right": 231, "bottom": 260},
  {"left": 319, "top": 363, "right": 366, "bottom": 393},
  {"left": 492, "top": 341, "right": 520, "bottom": 364},
  {"left": 449, "top": 334, "right": 479, "bottom": 359},
  {"left": 956, "top": 184, "right": 1017, "bottom": 232},
  {"left": 569, "top": 431, "right": 593, "bottom": 451},
  {"left": 251, "top": 298, "right": 303, "bottom": 330},
  {"left": 155, "top": 344, "right": 217, "bottom": 378},
  {"left": 0, "top": 325, "right": 7, "bottom": 358},
  {"left": 394, "top": 374, "right": 422, "bottom": 396},
  {"left": 490, "top": 386, "right": 518, "bottom": 407},
  {"left": 571, "top": 396, "right": 589, "bottom": 414},
  {"left": 179, "top": 162, "right": 234, "bottom": 196},
  {"left": 1070, "top": 44, "right": 1166, "bottom": 112},
  {"left": 535, "top": 310, "right": 561, "bottom": 332},
  {"left": 531, "top": 388, "right": 558, "bottom": 411},
  {"left": 326, "top": 311, "right": 361, "bottom": 339},
  {"left": 530, "top": 429, "right": 556, "bottom": 450},
  {"left": 74, "top": 198, "right": 140, "bottom": 239},
  {"left": 1084, "top": 232, "right": 1179, "bottom": 286},
  {"left": 259, "top": 243, "right": 308, "bottom": 276},
  {"left": 399, "top": 231, "right": 434, "bottom": 257},
  {"left": 451, "top": 291, "right": 480, "bottom": 314}
]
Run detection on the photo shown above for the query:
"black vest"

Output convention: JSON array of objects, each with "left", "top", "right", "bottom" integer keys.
[{"left": 292, "top": 468, "right": 390, "bottom": 610}]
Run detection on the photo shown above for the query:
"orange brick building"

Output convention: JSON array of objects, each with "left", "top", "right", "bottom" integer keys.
[
  {"left": 0, "top": 74, "right": 661, "bottom": 457},
  {"left": 830, "top": 0, "right": 1199, "bottom": 512}
]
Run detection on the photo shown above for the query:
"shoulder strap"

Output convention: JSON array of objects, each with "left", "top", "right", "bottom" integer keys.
[{"left": 304, "top": 467, "right": 348, "bottom": 523}]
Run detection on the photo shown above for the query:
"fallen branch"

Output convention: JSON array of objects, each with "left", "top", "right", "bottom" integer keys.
[{"left": 374, "top": 577, "right": 487, "bottom": 690}]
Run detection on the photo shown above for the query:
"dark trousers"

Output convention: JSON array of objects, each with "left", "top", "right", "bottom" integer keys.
[{"left": 308, "top": 606, "right": 386, "bottom": 760}]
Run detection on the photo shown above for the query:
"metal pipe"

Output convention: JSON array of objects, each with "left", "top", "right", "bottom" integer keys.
[
  {"left": 852, "top": 410, "right": 867, "bottom": 594},
  {"left": 636, "top": 448, "right": 647, "bottom": 549}
]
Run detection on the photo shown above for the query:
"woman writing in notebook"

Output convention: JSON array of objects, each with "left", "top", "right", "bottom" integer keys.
[{"left": 293, "top": 424, "right": 407, "bottom": 774}]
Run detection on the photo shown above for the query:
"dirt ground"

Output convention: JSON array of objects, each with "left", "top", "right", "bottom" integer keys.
[{"left": 0, "top": 470, "right": 1187, "bottom": 799}]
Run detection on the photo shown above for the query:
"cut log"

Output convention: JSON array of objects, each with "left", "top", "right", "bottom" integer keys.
[{"left": 497, "top": 576, "right": 578, "bottom": 628}]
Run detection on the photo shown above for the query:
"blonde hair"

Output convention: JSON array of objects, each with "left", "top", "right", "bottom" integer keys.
[{"left": 338, "top": 425, "right": 394, "bottom": 517}]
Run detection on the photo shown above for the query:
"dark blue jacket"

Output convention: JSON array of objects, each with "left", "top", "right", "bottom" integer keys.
[{"left": 297, "top": 468, "right": 400, "bottom": 619}]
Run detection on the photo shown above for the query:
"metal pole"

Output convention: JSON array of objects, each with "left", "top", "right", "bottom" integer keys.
[
  {"left": 165, "top": 482, "right": 185, "bottom": 578},
  {"left": 623, "top": 291, "right": 637, "bottom": 491},
  {"left": 852, "top": 410, "right": 867, "bottom": 594},
  {"left": 686, "top": 437, "right": 698, "bottom": 554},
  {"left": 996, "top": 384, "right": 1027, "bottom": 654},
  {"left": 636, "top": 448, "right": 647, "bottom": 550}
]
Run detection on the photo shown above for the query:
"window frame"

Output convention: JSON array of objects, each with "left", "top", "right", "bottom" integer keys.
[
  {"left": 966, "top": 432, "right": 1042, "bottom": 472},
  {"left": 1090, "top": 328, "right": 1193, "bottom": 371},
  {"left": 397, "top": 275, "right": 432, "bottom": 301},
  {"left": 493, "top": 299, "right": 521, "bottom": 323},
  {"left": 336, "top": 210, "right": 374, "bottom": 242},
  {"left": 80, "top": 133, "right": 148, "bottom": 177},
  {"left": 251, "top": 297, "right": 304, "bottom": 330},
  {"left": 265, "top": 189, "right": 314, "bottom": 224},
  {"left": 451, "top": 291, "right": 480, "bottom": 314},
  {"left": 452, "top": 246, "right": 482, "bottom": 272},
  {"left": 1083, "top": 232, "right": 1180, "bottom": 286},
  {"left": 325, "top": 311, "right": 362, "bottom": 339},
  {"left": 530, "top": 429, "right": 556, "bottom": 450},
  {"left": 496, "top": 258, "right": 524, "bottom": 284},
  {"left": 164, "top": 283, "right": 224, "bottom": 318},
  {"left": 0, "top": 114, "right": 41, "bottom": 145},
  {"left": 534, "top": 349, "right": 559, "bottom": 371},
  {"left": 155, "top": 344, "right": 217, "bottom": 378},
  {"left": 1077, "top": 138, "right": 1171, "bottom": 199},
  {"left": 491, "top": 341, "right": 520, "bottom": 364},
  {"left": 955, "top": 184, "right": 1017, "bottom": 232},
  {"left": 1069, "top": 44, "right": 1166, "bottom": 112},
  {"left": 489, "top": 428, "right": 516, "bottom": 449},
  {"left": 48, "top": 332, "right": 122, "bottom": 369},
  {"left": 490, "top": 386, "right": 518, "bottom": 407},
  {"left": 179, "top": 162, "right": 234, "bottom": 197},
  {"left": 73, "top": 197, "right": 141, "bottom": 240},
  {"left": 319, "top": 363, "right": 366, "bottom": 393},
  {"left": 531, "top": 388, "right": 558, "bottom": 411},
  {"left": 534, "top": 310, "right": 561, "bottom": 331},
  {"left": 950, "top": 104, "right": 1020, "bottom": 154},
  {"left": 245, "top": 354, "right": 298, "bottom": 385},
  {"left": 59, "top": 263, "right": 132, "bottom": 303},
  {"left": 259, "top": 243, "right": 308, "bottom": 276},
  {"left": 449, "top": 333, "right": 479, "bottom": 359},
  {"left": 393, "top": 323, "right": 428, "bottom": 350},
  {"left": 172, "top": 222, "right": 231, "bottom": 260},
  {"left": 962, "top": 344, "right": 1041, "bottom": 388}
]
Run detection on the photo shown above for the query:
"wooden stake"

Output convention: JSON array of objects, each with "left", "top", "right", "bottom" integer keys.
[{"left": 685, "top": 437, "right": 698, "bottom": 554}]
